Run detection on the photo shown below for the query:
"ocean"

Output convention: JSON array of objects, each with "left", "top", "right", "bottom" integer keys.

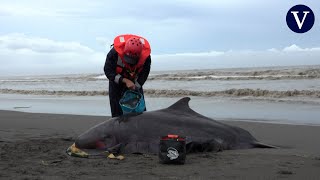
[{"left": 1, "top": 65, "right": 320, "bottom": 125}]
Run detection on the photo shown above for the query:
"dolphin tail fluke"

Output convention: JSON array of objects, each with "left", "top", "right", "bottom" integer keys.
[{"left": 253, "top": 142, "right": 278, "bottom": 149}]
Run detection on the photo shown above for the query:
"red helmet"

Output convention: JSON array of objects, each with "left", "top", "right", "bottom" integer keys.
[{"left": 123, "top": 37, "right": 143, "bottom": 65}]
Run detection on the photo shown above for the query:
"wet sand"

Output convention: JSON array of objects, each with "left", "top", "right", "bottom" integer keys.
[{"left": 1, "top": 110, "right": 320, "bottom": 180}]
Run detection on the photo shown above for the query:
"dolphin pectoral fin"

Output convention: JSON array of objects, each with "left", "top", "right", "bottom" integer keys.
[
  {"left": 253, "top": 141, "right": 278, "bottom": 148},
  {"left": 106, "top": 143, "right": 123, "bottom": 154}
]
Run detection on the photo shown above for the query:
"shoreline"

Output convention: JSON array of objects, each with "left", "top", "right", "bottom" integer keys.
[
  {"left": 2, "top": 109, "right": 320, "bottom": 127},
  {"left": 1, "top": 93, "right": 320, "bottom": 126}
]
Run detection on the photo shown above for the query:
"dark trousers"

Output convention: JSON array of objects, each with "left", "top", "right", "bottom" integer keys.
[{"left": 109, "top": 81, "right": 145, "bottom": 117}]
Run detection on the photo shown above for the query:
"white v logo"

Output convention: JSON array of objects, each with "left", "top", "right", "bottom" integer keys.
[{"left": 291, "top": 11, "right": 310, "bottom": 29}]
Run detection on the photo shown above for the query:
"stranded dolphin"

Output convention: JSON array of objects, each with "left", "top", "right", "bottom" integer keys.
[{"left": 74, "top": 97, "right": 274, "bottom": 154}]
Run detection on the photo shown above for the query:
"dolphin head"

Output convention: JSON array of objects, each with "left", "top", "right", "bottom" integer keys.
[{"left": 75, "top": 117, "right": 118, "bottom": 149}]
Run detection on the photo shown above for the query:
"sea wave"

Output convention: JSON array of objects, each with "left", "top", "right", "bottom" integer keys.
[
  {"left": 148, "top": 75, "right": 316, "bottom": 81},
  {"left": 147, "top": 68, "right": 320, "bottom": 81},
  {"left": 0, "top": 79, "right": 47, "bottom": 82},
  {"left": 2, "top": 67, "right": 319, "bottom": 82},
  {"left": 1, "top": 88, "right": 320, "bottom": 98}
]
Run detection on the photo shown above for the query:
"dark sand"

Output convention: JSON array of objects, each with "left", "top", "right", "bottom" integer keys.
[{"left": 1, "top": 110, "right": 320, "bottom": 180}]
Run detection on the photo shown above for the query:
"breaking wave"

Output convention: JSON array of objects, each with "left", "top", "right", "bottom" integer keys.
[
  {"left": 2, "top": 67, "right": 320, "bottom": 83},
  {"left": 1, "top": 88, "right": 320, "bottom": 98},
  {"left": 147, "top": 68, "right": 320, "bottom": 81}
]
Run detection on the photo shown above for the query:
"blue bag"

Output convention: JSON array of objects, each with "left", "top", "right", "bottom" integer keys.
[{"left": 119, "top": 90, "right": 145, "bottom": 114}]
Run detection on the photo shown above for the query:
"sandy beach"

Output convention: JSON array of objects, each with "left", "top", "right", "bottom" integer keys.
[{"left": 1, "top": 110, "right": 320, "bottom": 180}]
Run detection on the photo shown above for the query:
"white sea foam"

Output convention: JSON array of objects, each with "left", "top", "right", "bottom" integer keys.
[
  {"left": 93, "top": 75, "right": 107, "bottom": 79},
  {"left": 1, "top": 88, "right": 319, "bottom": 99}
]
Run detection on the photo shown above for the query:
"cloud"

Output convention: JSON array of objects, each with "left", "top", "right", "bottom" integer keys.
[
  {"left": 0, "top": 1, "right": 195, "bottom": 21},
  {"left": 0, "top": 34, "right": 93, "bottom": 53},
  {"left": 2, "top": 0, "right": 319, "bottom": 55},
  {"left": 0, "top": 33, "right": 319, "bottom": 76},
  {"left": 0, "top": 4, "right": 61, "bottom": 17},
  {"left": 152, "top": 44, "right": 320, "bottom": 71},
  {"left": 283, "top": 44, "right": 320, "bottom": 52},
  {"left": 95, "top": 37, "right": 113, "bottom": 47},
  {"left": 0, "top": 34, "right": 105, "bottom": 76},
  {"left": 159, "top": 51, "right": 225, "bottom": 57},
  {"left": 0, "top": 1, "right": 93, "bottom": 18}
]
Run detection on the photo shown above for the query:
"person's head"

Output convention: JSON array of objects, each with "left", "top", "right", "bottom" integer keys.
[{"left": 123, "top": 37, "right": 143, "bottom": 65}]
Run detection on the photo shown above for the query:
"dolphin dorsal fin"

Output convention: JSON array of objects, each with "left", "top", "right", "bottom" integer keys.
[{"left": 167, "top": 97, "right": 191, "bottom": 111}]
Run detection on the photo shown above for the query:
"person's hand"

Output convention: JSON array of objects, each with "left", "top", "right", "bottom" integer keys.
[{"left": 123, "top": 78, "right": 136, "bottom": 90}]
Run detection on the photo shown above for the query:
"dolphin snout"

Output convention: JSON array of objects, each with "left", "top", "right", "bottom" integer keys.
[{"left": 75, "top": 133, "right": 98, "bottom": 149}]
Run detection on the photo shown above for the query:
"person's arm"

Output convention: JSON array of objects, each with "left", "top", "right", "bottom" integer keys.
[
  {"left": 135, "top": 55, "right": 151, "bottom": 89},
  {"left": 104, "top": 47, "right": 123, "bottom": 84},
  {"left": 104, "top": 47, "right": 136, "bottom": 89}
]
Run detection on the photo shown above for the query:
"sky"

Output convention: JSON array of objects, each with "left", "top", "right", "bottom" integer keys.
[{"left": 0, "top": 0, "right": 320, "bottom": 76}]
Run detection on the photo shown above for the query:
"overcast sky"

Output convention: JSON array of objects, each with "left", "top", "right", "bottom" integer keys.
[{"left": 0, "top": 0, "right": 320, "bottom": 76}]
